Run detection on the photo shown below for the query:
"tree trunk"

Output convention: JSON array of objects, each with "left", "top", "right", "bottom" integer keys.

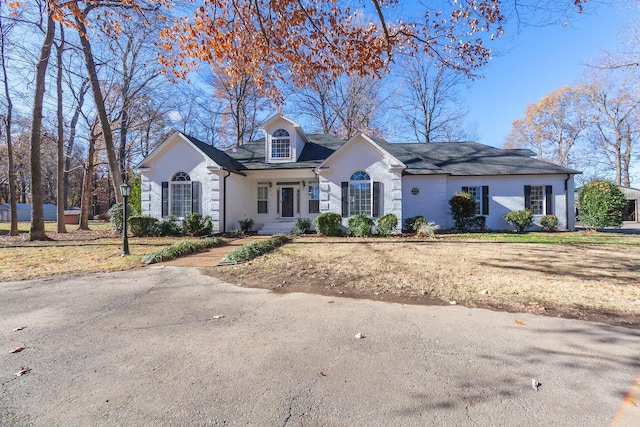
[
  {"left": 75, "top": 18, "right": 123, "bottom": 203},
  {"left": 0, "top": 10, "right": 18, "bottom": 236},
  {"left": 55, "top": 23, "right": 67, "bottom": 233},
  {"left": 64, "top": 79, "right": 88, "bottom": 207},
  {"left": 79, "top": 134, "right": 96, "bottom": 230},
  {"left": 29, "top": 11, "right": 55, "bottom": 241}
]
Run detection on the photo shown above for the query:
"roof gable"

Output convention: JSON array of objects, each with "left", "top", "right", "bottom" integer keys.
[
  {"left": 316, "top": 133, "right": 406, "bottom": 172},
  {"left": 136, "top": 131, "right": 244, "bottom": 173}
]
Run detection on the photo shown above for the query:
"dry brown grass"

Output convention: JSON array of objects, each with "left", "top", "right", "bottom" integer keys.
[
  {"left": 0, "top": 222, "right": 200, "bottom": 281},
  {"left": 214, "top": 235, "right": 640, "bottom": 327}
]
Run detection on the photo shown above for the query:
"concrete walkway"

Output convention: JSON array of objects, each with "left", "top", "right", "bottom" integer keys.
[{"left": 160, "top": 235, "right": 271, "bottom": 267}]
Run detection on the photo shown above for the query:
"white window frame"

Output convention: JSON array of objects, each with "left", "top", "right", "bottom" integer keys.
[
  {"left": 308, "top": 182, "right": 320, "bottom": 214},
  {"left": 271, "top": 128, "right": 291, "bottom": 159},
  {"left": 349, "top": 171, "right": 372, "bottom": 216},
  {"left": 170, "top": 172, "right": 192, "bottom": 219},
  {"left": 466, "top": 186, "right": 482, "bottom": 215},
  {"left": 257, "top": 183, "right": 269, "bottom": 214},
  {"left": 529, "top": 185, "right": 544, "bottom": 215}
]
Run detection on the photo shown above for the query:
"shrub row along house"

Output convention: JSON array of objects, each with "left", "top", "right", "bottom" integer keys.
[{"left": 136, "top": 115, "right": 579, "bottom": 233}]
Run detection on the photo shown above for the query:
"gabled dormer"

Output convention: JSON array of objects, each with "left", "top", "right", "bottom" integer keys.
[{"left": 260, "top": 115, "right": 308, "bottom": 164}]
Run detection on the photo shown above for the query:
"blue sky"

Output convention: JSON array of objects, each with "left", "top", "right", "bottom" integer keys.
[{"left": 464, "top": 3, "right": 630, "bottom": 147}]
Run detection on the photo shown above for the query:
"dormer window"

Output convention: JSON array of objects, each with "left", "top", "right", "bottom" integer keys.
[{"left": 271, "top": 129, "right": 291, "bottom": 159}]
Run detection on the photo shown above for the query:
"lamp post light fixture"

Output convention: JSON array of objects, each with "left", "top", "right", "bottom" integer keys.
[{"left": 120, "top": 183, "right": 131, "bottom": 256}]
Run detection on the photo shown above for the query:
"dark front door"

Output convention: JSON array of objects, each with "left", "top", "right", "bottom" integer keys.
[{"left": 281, "top": 187, "right": 294, "bottom": 218}]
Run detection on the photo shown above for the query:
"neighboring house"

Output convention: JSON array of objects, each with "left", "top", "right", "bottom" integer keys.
[
  {"left": 136, "top": 115, "right": 579, "bottom": 233},
  {"left": 619, "top": 186, "right": 640, "bottom": 222},
  {"left": 0, "top": 203, "right": 57, "bottom": 222}
]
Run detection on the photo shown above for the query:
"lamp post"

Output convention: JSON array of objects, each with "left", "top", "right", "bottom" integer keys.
[{"left": 120, "top": 183, "right": 131, "bottom": 256}]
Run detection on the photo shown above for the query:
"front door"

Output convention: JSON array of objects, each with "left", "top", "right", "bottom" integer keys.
[{"left": 281, "top": 187, "right": 294, "bottom": 218}]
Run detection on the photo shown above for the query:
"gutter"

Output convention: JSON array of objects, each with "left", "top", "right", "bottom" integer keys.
[
  {"left": 223, "top": 170, "right": 231, "bottom": 233},
  {"left": 564, "top": 174, "right": 571, "bottom": 231}
]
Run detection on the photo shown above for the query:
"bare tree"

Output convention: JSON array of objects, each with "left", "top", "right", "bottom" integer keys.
[
  {"left": 0, "top": 5, "right": 18, "bottom": 235},
  {"left": 291, "top": 73, "right": 388, "bottom": 139},
  {"left": 396, "top": 56, "right": 470, "bottom": 143},
  {"left": 582, "top": 70, "right": 640, "bottom": 186}
]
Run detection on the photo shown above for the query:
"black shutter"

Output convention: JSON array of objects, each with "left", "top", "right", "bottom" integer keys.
[
  {"left": 545, "top": 185, "right": 553, "bottom": 214},
  {"left": 373, "top": 182, "right": 381, "bottom": 218},
  {"left": 161, "top": 182, "right": 168, "bottom": 217},
  {"left": 462, "top": 186, "right": 469, "bottom": 193},
  {"left": 524, "top": 185, "right": 531, "bottom": 210},
  {"left": 341, "top": 182, "right": 348, "bottom": 217},
  {"left": 482, "top": 186, "right": 489, "bottom": 215},
  {"left": 192, "top": 181, "right": 200, "bottom": 214}
]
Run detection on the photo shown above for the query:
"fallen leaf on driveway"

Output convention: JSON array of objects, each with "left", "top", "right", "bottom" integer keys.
[
  {"left": 354, "top": 332, "right": 365, "bottom": 339},
  {"left": 532, "top": 378, "right": 541, "bottom": 390},
  {"left": 12, "top": 326, "right": 26, "bottom": 332},
  {"left": 15, "top": 366, "right": 31, "bottom": 377},
  {"left": 514, "top": 319, "right": 526, "bottom": 325},
  {"left": 624, "top": 397, "right": 637, "bottom": 407},
  {"left": 317, "top": 371, "right": 326, "bottom": 377},
  {"left": 213, "top": 315, "right": 225, "bottom": 319},
  {"left": 10, "top": 345, "right": 25, "bottom": 353}
]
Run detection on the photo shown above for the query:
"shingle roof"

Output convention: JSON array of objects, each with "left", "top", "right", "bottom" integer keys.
[
  {"left": 224, "top": 134, "right": 345, "bottom": 170},
  {"left": 376, "top": 140, "right": 579, "bottom": 176},
  {"left": 184, "top": 132, "right": 579, "bottom": 176}
]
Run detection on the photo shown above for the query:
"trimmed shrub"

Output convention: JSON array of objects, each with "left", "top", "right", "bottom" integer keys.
[
  {"left": 578, "top": 180, "right": 627, "bottom": 230},
  {"left": 504, "top": 209, "right": 534, "bottom": 232},
  {"left": 377, "top": 213, "right": 398, "bottom": 236},
  {"left": 313, "top": 212, "right": 342, "bottom": 236},
  {"left": 540, "top": 215, "right": 559, "bottom": 232},
  {"left": 293, "top": 217, "right": 312, "bottom": 235},
  {"left": 155, "top": 216, "right": 182, "bottom": 236},
  {"left": 222, "top": 234, "right": 290, "bottom": 263},
  {"left": 129, "top": 215, "right": 158, "bottom": 236},
  {"left": 416, "top": 221, "right": 440, "bottom": 239},
  {"left": 347, "top": 214, "right": 375, "bottom": 237},
  {"left": 108, "top": 202, "right": 139, "bottom": 233},
  {"left": 404, "top": 215, "right": 426, "bottom": 232},
  {"left": 238, "top": 218, "right": 255, "bottom": 233},
  {"left": 141, "top": 237, "right": 226, "bottom": 264},
  {"left": 182, "top": 213, "right": 213, "bottom": 236},
  {"left": 449, "top": 192, "right": 477, "bottom": 231},
  {"left": 470, "top": 215, "right": 486, "bottom": 231}
]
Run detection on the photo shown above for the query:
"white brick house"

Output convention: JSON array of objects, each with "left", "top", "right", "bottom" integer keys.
[{"left": 136, "top": 115, "right": 579, "bottom": 233}]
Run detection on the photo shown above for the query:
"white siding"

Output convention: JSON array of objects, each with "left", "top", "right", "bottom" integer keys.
[
  {"left": 318, "top": 136, "right": 402, "bottom": 230},
  {"left": 402, "top": 175, "right": 449, "bottom": 229}
]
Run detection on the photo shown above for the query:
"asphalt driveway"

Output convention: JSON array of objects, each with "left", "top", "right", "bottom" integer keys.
[{"left": 1, "top": 265, "right": 638, "bottom": 426}]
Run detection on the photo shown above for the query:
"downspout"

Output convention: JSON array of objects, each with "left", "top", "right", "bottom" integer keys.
[
  {"left": 564, "top": 174, "right": 571, "bottom": 231},
  {"left": 223, "top": 170, "right": 231, "bottom": 233}
]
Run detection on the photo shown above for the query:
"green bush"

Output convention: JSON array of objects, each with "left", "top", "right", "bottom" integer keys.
[
  {"left": 377, "top": 213, "right": 398, "bottom": 236},
  {"left": 108, "top": 202, "right": 139, "bottom": 233},
  {"left": 182, "top": 213, "right": 213, "bottom": 236},
  {"left": 293, "top": 217, "right": 312, "bottom": 235},
  {"left": 578, "top": 180, "right": 627, "bottom": 230},
  {"left": 238, "top": 218, "right": 255, "bottom": 233},
  {"left": 347, "top": 214, "right": 375, "bottom": 237},
  {"left": 155, "top": 216, "right": 182, "bottom": 236},
  {"left": 404, "top": 215, "right": 426, "bottom": 232},
  {"left": 141, "top": 237, "right": 226, "bottom": 264},
  {"left": 449, "top": 192, "right": 477, "bottom": 231},
  {"left": 222, "top": 234, "right": 290, "bottom": 263},
  {"left": 470, "top": 215, "right": 486, "bottom": 231},
  {"left": 540, "top": 215, "right": 559, "bottom": 232},
  {"left": 313, "top": 212, "right": 342, "bottom": 236},
  {"left": 416, "top": 221, "right": 440, "bottom": 238},
  {"left": 504, "top": 209, "right": 534, "bottom": 232},
  {"left": 129, "top": 215, "right": 158, "bottom": 236}
]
